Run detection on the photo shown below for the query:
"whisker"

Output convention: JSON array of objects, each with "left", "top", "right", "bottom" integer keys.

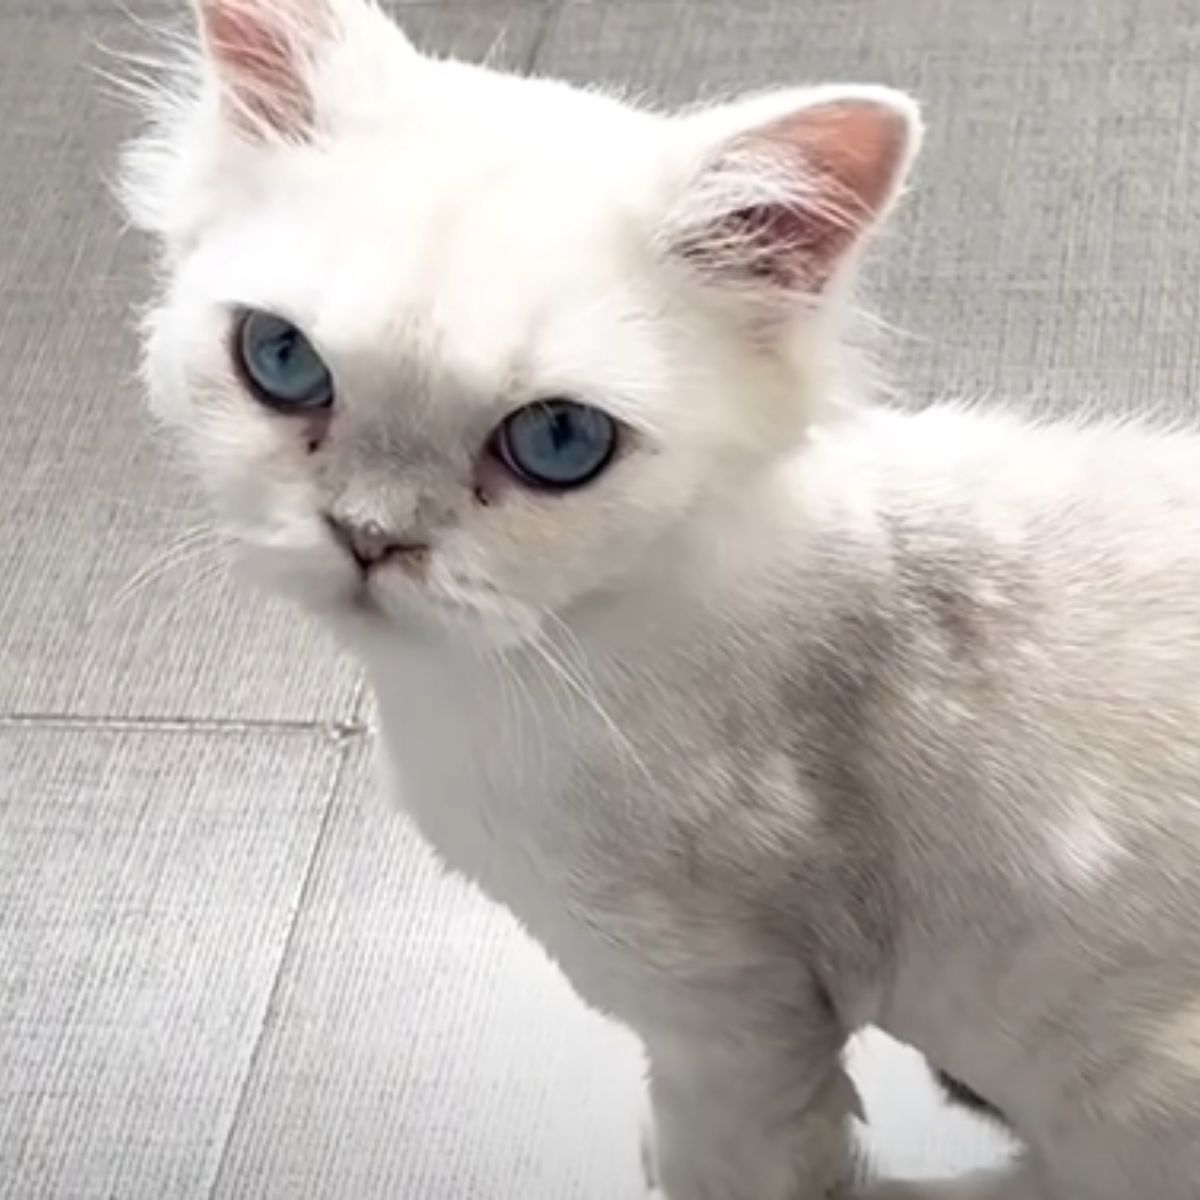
[
  {"left": 103, "top": 525, "right": 225, "bottom": 617},
  {"left": 486, "top": 646, "right": 539, "bottom": 797},
  {"left": 512, "top": 648, "right": 554, "bottom": 792},
  {"left": 128, "top": 554, "right": 230, "bottom": 651},
  {"left": 528, "top": 622, "right": 654, "bottom": 792}
]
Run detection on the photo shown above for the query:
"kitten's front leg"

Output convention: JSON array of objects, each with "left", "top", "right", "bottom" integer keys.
[{"left": 644, "top": 1023, "right": 855, "bottom": 1200}]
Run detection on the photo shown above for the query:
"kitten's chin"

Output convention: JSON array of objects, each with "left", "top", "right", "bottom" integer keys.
[{"left": 361, "top": 588, "right": 538, "bottom": 654}]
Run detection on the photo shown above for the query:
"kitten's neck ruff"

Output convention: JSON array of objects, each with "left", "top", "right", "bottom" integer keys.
[{"left": 573, "top": 464, "right": 802, "bottom": 636}]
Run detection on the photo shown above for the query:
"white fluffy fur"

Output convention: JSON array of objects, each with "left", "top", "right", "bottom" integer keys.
[{"left": 125, "top": 4, "right": 1200, "bottom": 1198}]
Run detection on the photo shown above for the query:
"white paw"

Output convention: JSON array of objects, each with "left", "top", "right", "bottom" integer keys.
[{"left": 855, "top": 1173, "right": 1031, "bottom": 1200}]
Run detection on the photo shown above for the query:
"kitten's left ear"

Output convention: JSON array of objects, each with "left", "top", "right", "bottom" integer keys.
[{"left": 661, "top": 86, "right": 921, "bottom": 312}]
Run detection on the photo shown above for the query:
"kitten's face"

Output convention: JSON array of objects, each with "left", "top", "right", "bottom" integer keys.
[{"left": 130, "top": 0, "right": 918, "bottom": 651}]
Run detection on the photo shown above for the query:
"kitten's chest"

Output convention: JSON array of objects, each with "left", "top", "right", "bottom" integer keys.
[
  {"left": 375, "top": 660, "right": 567, "bottom": 853},
  {"left": 365, "top": 640, "right": 812, "bottom": 1023},
  {"left": 368, "top": 651, "right": 634, "bottom": 979}
]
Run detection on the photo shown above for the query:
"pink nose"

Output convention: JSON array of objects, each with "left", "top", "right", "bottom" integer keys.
[{"left": 323, "top": 514, "right": 428, "bottom": 571}]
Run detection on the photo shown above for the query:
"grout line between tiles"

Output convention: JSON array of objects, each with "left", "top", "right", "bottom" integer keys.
[
  {"left": 349, "top": 672, "right": 373, "bottom": 725},
  {"left": 0, "top": 712, "right": 368, "bottom": 738},
  {"left": 205, "top": 729, "right": 360, "bottom": 1200}
]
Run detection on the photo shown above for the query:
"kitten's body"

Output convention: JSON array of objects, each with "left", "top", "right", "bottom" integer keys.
[
  {"left": 127, "top": 3, "right": 1200, "bottom": 1197},
  {"left": 361, "top": 404, "right": 1200, "bottom": 1199}
]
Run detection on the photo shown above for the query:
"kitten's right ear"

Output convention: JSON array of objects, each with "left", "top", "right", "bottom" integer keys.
[
  {"left": 195, "top": 0, "right": 333, "bottom": 139},
  {"left": 194, "top": 0, "right": 413, "bottom": 141}
]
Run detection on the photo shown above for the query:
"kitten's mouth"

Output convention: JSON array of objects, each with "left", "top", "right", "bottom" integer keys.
[
  {"left": 323, "top": 570, "right": 528, "bottom": 652},
  {"left": 327, "top": 579, "right": 384, "bottom": 624},
  {"left": 348, "top": 582, "right": 380, "bottom": 613},
  {"left": 338, "top": 572, "right": 480, "bottom": 629}
]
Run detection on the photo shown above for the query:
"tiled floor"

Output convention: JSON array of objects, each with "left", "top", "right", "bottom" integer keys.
[{"left": 4, "top": 1, "right": 1199, "bottom": 1197}]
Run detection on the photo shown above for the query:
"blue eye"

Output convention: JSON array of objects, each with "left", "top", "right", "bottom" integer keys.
[
  {"left": 496, "top": 400, "right": 618, "bottom": 489},
  {"left": 235, "top": 310, "right": 333, "bottom": 411}
]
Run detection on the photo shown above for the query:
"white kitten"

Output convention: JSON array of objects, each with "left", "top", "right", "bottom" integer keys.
[{"left": 124, "top": 3, "right": 1200, "bottom": 1198}]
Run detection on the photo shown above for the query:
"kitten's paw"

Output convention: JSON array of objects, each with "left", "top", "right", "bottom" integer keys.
[
  {"left": 855, "top": 1173, "right": 1041, "bottom": 1200},
  {"left": 855, "top": 1185, "right": 994, "bottom": 1200},
  {"left": 855, "top": 1185, "right": 936, "bottom": 1199}
]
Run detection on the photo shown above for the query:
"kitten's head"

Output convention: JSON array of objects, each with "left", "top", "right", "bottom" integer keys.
[{"left": 125, "top": 0, "right": 920, "bottom": 650}]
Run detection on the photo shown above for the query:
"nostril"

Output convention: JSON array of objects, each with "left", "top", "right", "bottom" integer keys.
[{"left": 322, "top": 513, "right": 429, "bottom": 571}]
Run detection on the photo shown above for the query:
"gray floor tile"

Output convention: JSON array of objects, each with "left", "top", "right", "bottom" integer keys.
[
  {"left": 0, "top": 3, "right": 544, "bottom": 722},
  {"left": 540, "top": 0, "right": 1200, "bottom": 415},
  {"left": 396, "top": 2, "right": 550, "bottom": 69},
  {"left": 212, "top": 742, "right": 648, "bottom": 1200},
  {"left": 395, "top": 0, "right": 550, "bottom": 9},
  {"left": 6, "top": 0, "right": 544, "bottom": 12},
  {"left": 849, "top": 1032, "right": 1015, "bottom": 1183},
  {"left": 0, "top": 723, "right": 345, "bottom": 1200}
]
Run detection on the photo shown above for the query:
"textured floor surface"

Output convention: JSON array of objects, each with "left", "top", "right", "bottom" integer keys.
[{"left": 4, "top": 0, "right": 1199, "bottom": 1197}]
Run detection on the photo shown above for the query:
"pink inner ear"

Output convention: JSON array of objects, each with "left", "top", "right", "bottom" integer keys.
[
  {"left": 728, "top": 99, "right": 911, "bottom": 291},
  {"left": 200, "top": 0, "right": 328, "bottom": 138},
  {"left": 768, "top": 100, "right": 910, "bottom": 224}
]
